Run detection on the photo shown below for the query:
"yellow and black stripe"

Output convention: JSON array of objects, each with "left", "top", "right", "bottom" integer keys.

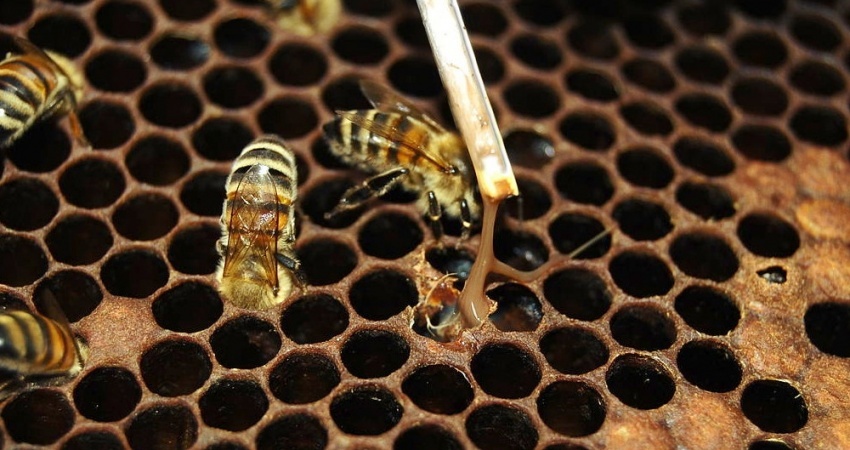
[
  {"left": 0, "top": 53, "right": 63, "bottom": 148},
  {"left": 0, "top": 310, "right": 78, "bottom": 375}
]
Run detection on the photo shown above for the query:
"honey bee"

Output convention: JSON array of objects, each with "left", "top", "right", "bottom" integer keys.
[
  {"left": 323, "top": 80, "right": 480, "bottom": 239},
  {"left": 265, "top": 0, "right": 341, "bottom": 36},
  {"left": 0, "top": 36, "right": 87, "bottom": 149},
  {"left": 216, "top": 135, "right": 304, "bottom": 310}
]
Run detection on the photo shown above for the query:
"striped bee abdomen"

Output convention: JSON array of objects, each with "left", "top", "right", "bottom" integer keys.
[
  {"left": 0, "top": 310, "right": 78, "bottom": 375},
  {"left": 0, "top": 57, "right": 56, "bottom": 146}
]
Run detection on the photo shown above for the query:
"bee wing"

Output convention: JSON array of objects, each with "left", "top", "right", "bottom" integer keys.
[
  {"left": 360, "top": 79, "right": 448, "bottom": 134},
  {"left": 222, "top": 165, "right": 280, "bottom": 288},
  {"left": 33, "top": 286, "right": 72, "bottom": 329},
  {"left": 12, "top": 36, "right": 60, "bottom": 67}
]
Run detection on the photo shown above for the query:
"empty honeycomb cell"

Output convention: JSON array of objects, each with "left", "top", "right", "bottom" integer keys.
[
  {"left": 621, "top": 58, "right": 675, "bottom": 93},
  {"left": 677, "top": 340, "right": 742, "bottom": 393},
  {"left": 7, "top": 121, "right": 70, "bottom": 173},
  {"left": 789, "top": 105, "right": 848, "bottom": 146},
  {"left": 567, "top": 20, "right": 619, "bottom": 60},
  {"left": 731, "top": 77, "right": 789, "bottom": 117},
  {"left": 622, "top": 14, "right": 675, "bottom": 49},
  {"left": 675, "top": 93, "right": 733, "bottom": 132},
  {"left": 269, "top": 352, "right": 340, "bottom": 404},
  {"left": 62, "top": 431, "right": 123, "bottom": 450},
  {"left": 544, "top": 268, "right": 611, "bottom": 321},
  {"left": 539, "top": 326, "right": 609, "bottom": 375},
  {"left": 673, "top": 136, "right": 735, "bottom": 177},
  {"left": 609, "top": 251, "right": 674, "bottom": 298},
  {"left": 1, "top": 389, "right": 74, "bottom": 445},
  {"left": 269, "top": 43, "right": 327, "bottom": 87},
  {"left": 124, "top": 404, "right": 198, "bottom": 450},
  {"left": 348, "top": 269, "right": 418, "bottom": 320},
  {"left": 199, "top": 379, "right": 268, "bottom": 431},
  {"left": 675, "top": 181, "right": 736, "bottom": 220},
  {"left": 565, "top": 69, "right": 619, "bottom": 102},
  {"left": 344, "top": 0, "right": 394, "bottom": 16},
  {"left": 494, "top": 229, "right": 549, "bottom": 271},
  {"left": 85, "top": 49, "right": 147, "bottom": 93},
  {"left": 180, "top": 170, "right": 227, "bottom": 217},
  {"left": 301, "top": 177, "right": 363, "bottom": 228},
  {"left": 735, "top": 0, "right": 786, "bottom": 19},
  {"left": 112, "top": 194, "right": 179, "bottom": 241},
  {"left": 548, "top": 212, "right": 611, "bottom": 259},
  {"left": 788, "top": 60, "right": 845, "bottom": 96},
  {"left": 733, "top": 31, "right": 788, "bottom": 69},
  {"left": 758, "top": 265, "right": 787, "bottom": 284},
  {"left": 676, "top": 3, "right": 731, "bottom": 36},
  {"left": 126, "top": 135, "right": 190, "bottom": 185},
  {"left": 610, "top": 304, "right": 677, "bottom": 351},
  {"left": 35, "top": 270, "right": 102, "bottom": 322},
  {"left": 466, "top": 404, "right": 538, "bottom": 450},
  {"left": 741, "top": 380, "right": 808, "bottom": 433},
  {"left": 675, "top": 285, "right": 740, "bottom": 335},
  {"left": 257, "top": 97, "right": 318, "bottom": 139},
  {"left": 0, "top": 291, "right": 26, "bottom": 310},
  {"left": 79, "top": 101, "right": 136, "bottom": 150},
  {"left": 555, "top": 162, "right": 614, "bottom": 205},
  {"left": 321, "top": 77, "right": 371, "bottom": 112},
  {"left": 486, "top": 282, "right": 544, "bottom": 332},
  {"left": 731, "top": 124, "right": 791, "bottom": 162},
  {"left": 167, "top": 223, "right": 220, "bottom": 275},
  {"left": 388, "top": 56, "right": 443, "bottom": 98},
  {"left": 330, "top": 385, "right": 403, "bottom": 435},
  {"left": 149, "top": 34, "right": 210, "bottom": 70},
  {"left": 0, "top": 0, "right": 32, "bottom": 25},
  {"left": 210, "top": 316, "right": 281, "bottom": 369},
  {"left": 615, "top": 147, "right": 674, "bottom": 189},
  {"left": 158, "top": 0, "right": 216, "bottom": 21},
  {"left": 332, "top": 26, "right": 389, "bottom": 65},
  {"left": 0, "top": 234, "right": 45, "bottom": 286},
  {"left": 73, "top": 366, "right": 142, "bottom": 422},
  {"left": 674, "top": 46, "right": 729, "bottom": 85},
  {"left": 471, "top": 343, "right": 541, "bottom": 399},
  {"left": 280, "top": 294, "right": 349, "bottom": 344},
  {"left": 460, "top": 2, "right": 508, "bottom": 36},
  {"left": 401, "top": 364, "right": 473, "bottom": 415},
  {"left": 206, "top": 442, "right": 247, "bottom": 450},
  {"left": 96, "top": 1, "right": 153, "bottom": 41},
  {"left": 256, "top": 414, "right": 327, "bottom": 450},
  {"left": 214, "top": 17, "right": 269, "bottom": 59},
  {"left": 297, "top": 238, "right": 357, "bottom": 285},
  {"left": 139, "top": 83, "right": 203, "bottom": 128},
  {"left": 558, "top": 112, "right": 615, "bottom": 151},
  {"left": 203, "top": 66, "right": 264, "bottom": 109},
  {"left": 342, "top": 329, "right": 409, "bottom": 379},
  {"left": 45, "top": 215, "right": 112, "bottom": 265},
  {"left": 737, "top": 213, "right": 800, "bottom": 258},
  {"left": 0, "top": 177, "right": 58, "bottom": 231},
  {"left": 606, "top": 354, "right": 675, "bottom": 410},
  {"left": 503, "top": 129, "right": 555, "bottom": 169},
  {"left": 358, "top": 212, "right": 423, "bottom": 259},
  {"left": 28, "top": 14, "right": 90, "bottom": 57},
  {"left": 395, "top": 14, "right": 429, "bottom": 50},
  {"left": 544, "top": 445, "right": 589, "bottom": 450},
  {"left": 100, "top": 250, "right": 169, "bottom": 298},
  {"left": 394, "top": 425, "right": 463, "bottom": 450},
  {"left": 511, "top": 34, "right": 562, "bottom": 70},
  {"left": 192, "top": 117, "right": 253, "bottom": 162},
  {"left": 619, "top": 101, "right": 673, "bottom": 136},
  {"left": 152, "top": 281, "right": 223, "bottom": 333},
  {"left": 513, "top": 0, "right": 567, "bottom": 26},
  {"left": 671, "top": 233, "right": 739, "bottom": 282},
  {"left": 537, "top": 380, "right": 606, "bottom": 437},
  {"left": 140, "top": 340, "right": 211, "bottom": 396},
  {"left": 805, "top": 302, "right": 850, "bottom": 357},
  {"left": 749, "top": 441, "right": 795, "bottom": 450},
  {"left": 470, "top": 45, "right": 504, "bottom": 85},
  {"left": 790, "top": 14, "right": 841, "bottom": 52}
]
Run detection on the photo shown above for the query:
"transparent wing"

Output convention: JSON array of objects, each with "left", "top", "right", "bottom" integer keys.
[{"left": 360, "top": 79, "right": 448, "bottom": 134}]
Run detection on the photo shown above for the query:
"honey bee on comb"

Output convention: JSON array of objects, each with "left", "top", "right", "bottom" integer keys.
[
  {"left": 265, "top": 0, "right": 341, "bottom": 36},
  {"left": 322, "top": 80, "right": 481, "bottom": 239},
  {"left": 216, "top": 135, "right": 305, "bottom": 310},
  {"left": 0, "top": 36, "right": 88, "bottom": 149}
]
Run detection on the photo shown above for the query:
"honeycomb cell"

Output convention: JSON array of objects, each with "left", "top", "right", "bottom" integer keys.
[
  {"left": 609, "top": 251, "right": 674, "bottom": 298},
  {"left": 210, "top": 316, "right": 281, "bottom": 369},
  {"left": 504, "top": 177, "right": 551, "bottom": 221},
  {"left": 461, "top": 2, "right": 508, "bottom": 36},
  {"left": 298, "top": 238, "right": 357, "bottom": 285},
  {"left": 269, "top": 352, "right": 340, "bottom": 404},
  {"left": 731, "top": 77, "right": 788, "bottom": 117},
  {"left": 513, "top": 0, "right": 567, "bottom": 26},
  {"left": 677, "top": 3, "right": 731, "bottom": 36},
  {"left": 616, "top": 147, "right": 674, "bottom": 189},
  {"left": 269, "top": 43, "right": 327, "bottom": 86},
  {"left": 737, "top": 213, "right": 800, "bottom": 258},
  {"left": 0, "top": 177, "right": 58, "bottom": 231},
  {"left": 200, "top": 379, "right": 268, "bottom": 431},
  {"left": 734, "top": 31, "right": 788, "bottom": 69},
  {"left": 471, "top": 343, "right": 541, "bottom": 399},
  {"left": 790, "top": 105, "right": 848, "bottom": 146},
  {"left": 191, "top": 117, "right": 252, "bottom": 162},
  {"left": 73, "top": 366, "right": 141, "bottom": 422},
  {"left": 149, "top": 33, "right": 210, "bottom": 70},
  {"left": 152, "top": 281, "right": 222, "bottom": 333},
  {"left": 79, "top": 101, "right": 136, "bottom": 150},
  {"left": 503, "top": 129, "right": 555, "bottom": 169},
  {"left": 180, "top": 170, "right": 227, "bottom": 217},
  {"left": 349, "top": 269, "right": 418, "bottom": 321},
  {"left": 34, "top": 270, "right": 102, "bottom": 322},
  {"left": 673, "top": 136, "right": 735, "bottom": 177},
  {"left": 332, "top": 26, "right": 389, "bottom": 65},
  {"left": 28, "top": 14, "right": 91, "bottom": 57},
  {"left": 487, "top": 283, "right": 543, "bottom": 332},
  {"left": 555, "top": 162, "right": 614, "bottom": 206},
  {"left": 139, "top": 83, "right": 203, "bottom": 128},
  {"left": 537, "top": 381, "right": 606, "bottom": 437},
  {"left": 205, "top": 442, "right": 247, "bottom": 450},
  {"left": 7, "top": 121, "right": 70, "bottom": 173},
  {"left": 126, "top": 135, "right": 189, "bottom": 187},
  {"left": 741, "top": 380, "right": 808, "bottom": 433},
  {"left": 675, "top": 46, "right": 729, "bottom": 85},
  {"left": 621, "top": 58, "right": 675, "bottom": 93},
  {"left": 758, "top": 266, "right": 787, "bottom": 284},
  {"left": 2, "top": 389, "right": 74, "bottom": 445},
  {"left": 85, "top": 49, "right": 147, "bottom": 93},
  {"left": 544, "top": 268, "right": 611, "bottom": 321},
  {"left": 395, "top": 14, "right": 429, "bottom": 50},
  {"left": 750, "top": 442, "right": 795, "bottom": 450},
  {"left": 567, "top": 20, "right": 619, "bottom": 60},
  {"left": 0, "top": 291, "right": 26, "bottom": 310},
  {"left": 62, "top": 431, "right": 123, "bottom": 450},
  {"left": 675, "top": 93, "right": 733, "bottom": 132},
  {"left": 214, "top": 17, "right": 269, "bottom": 58},
  {"left": 256, "top": 414, "right": 327, "bottom": 450},
  {"left": 511, "top": 34, "right": 562, "bottom": 70},
  {"left": 548, "top": 213, "right": 611, "bottom": 259},
  {"left": 394, "top": 425, "right": 463, "bottom": 450},
  {"left": 167, "top": 226, "right": 216, "bottom": 274},
  {"left": 731, "top": 124, "right": 792, "bottom": 162},
  {"left": 204, "top": 66, "right": 264, "bottom": 109},
  {"left": 301, "top": 177, "right": 363, "bottom": 228},
  {"left": 344, "top": 0, "right": 393, "bottom": 16},
  {"left": 140, "top": 339, "right": 211, "bottom": 396},
  {"left": 342, "top": 329, "right": 409, "bottom": 379},
  {"left": 675, "top": 285, "right": 740, "bottom": 335},
  {"left": 540, "top": 326, "right": 609, "bottom": 375},
  {"left": 558, "top": 112, "right": 615, "bottom": 151},
  {"left": 610, "top": 304, "right": 676, "bottom": 351},
  {"left": 402, "top": 364, "right": 473, "bottom": 415},
  {"left": 280, "top": 294, "right": 349, "bottom": 344},
  {"left": 96, "top": 1, "right": 153, "bottom": 41},
  {"left": 789, "top": 61, "right": 844, "bottom": 97},
  {"left": 125, "top": 404, "right": 198, "bottom": 450},
  {"left": 675, "top": 181, "right": 736, "bottom": 220},
  {"left": 0, "top": 0, "right": 32, "bottom": 25},
  {"left": 359, "top": 212, "right": 423, "bottom": 260},
  {"left": 113, "top": 194, "right": 179, "bottom": 241},
  {"left": 320, "top": 77, "right": 371, "bottom": 113},
  {"left": 623, "top": 14, "right": 675, "bottom": 49},
  {"left": 670, "top": 233, "right": 739, "bottom": 282},
  {"left": 735, "top": 0, "right": 786, "bottom": 19},
  {"left": 606, "top": 354, "right": 675, "bottom": 410},
  {"left": 257, "top": 97, "right": 317, "bottom": 139},
  {"left": 388, "top": 56, "right": 443, "bottom": 98},
  {"left": 466, "top": 404, "right": 538, "bottom": 450},
  {"left": 100, "top": 250, "right": 169, "bottom": 298},
  {"left": 330, "top": 386, "right": 403, "bottom": 436},
  {"left": 790, "top": 14, "right": 841, "bottom": 52},
  {"left": 0, "top": 234, "right": 47, "bottom": 286},
  {"left": 805, "top": 302, "right": 850, "bottom": 357},
  {"left": 677, "top": 340, "right": 742, "bottom": 392},
  {"left": 620, "top": 101, "right": 673, "bottom": 136},
  {"left": 565, "top": 69, "right": 618, "bottom": 102},
  {"left": 474, "top": 45, "right": 505, "bottom": 85},
  {"left": 158, "top": 0, "right": 216, "bottom": 21}
]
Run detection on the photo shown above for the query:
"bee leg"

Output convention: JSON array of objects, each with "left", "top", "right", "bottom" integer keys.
[
  {"left": 459, "top": 198, "right": 472, "bottom": 241},
  {"left": 324, "top": 167, "right": 409, "bottom": 219},
  {"left": 276, "top": 253, "right": 308, "bottom": 287},
  {"left": 63, "top": 92, "right": 91, "bottom": 150},
  {"left": 427, "top": 191, "right": 444, "bottom": 240}
]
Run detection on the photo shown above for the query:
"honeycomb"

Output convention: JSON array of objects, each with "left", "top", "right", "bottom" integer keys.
[{"left": 0, "top": 0, "right": 848, "bottom": 448}]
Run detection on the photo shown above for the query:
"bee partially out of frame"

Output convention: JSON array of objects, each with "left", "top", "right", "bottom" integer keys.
[{"left": 265, "top": 0, "right": 341, "bottom": 36}]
